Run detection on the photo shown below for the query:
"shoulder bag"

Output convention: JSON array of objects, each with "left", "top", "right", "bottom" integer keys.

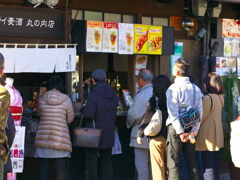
[
  {"left": 73, "top": 114, "right": 102, "bottom": 148},
  {"left": 178, "top": 83, "right": 200, "bottom": 132},
  {"left": 144, "top": 97, "right": 162, "bottom": 136}
]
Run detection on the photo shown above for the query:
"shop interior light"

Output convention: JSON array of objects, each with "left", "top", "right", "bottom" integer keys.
[
  {"left": 27, "top": 0, "right": 43, "bottom": 8},
  {"left": 43, "top": 0, "right": 59, "bottom": 9}
]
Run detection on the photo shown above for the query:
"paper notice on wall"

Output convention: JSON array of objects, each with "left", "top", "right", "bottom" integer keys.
[
  {"left": 112, "top": 131, "right": 122, "bottom": 155},
  {"left": 86, "top": 21, "right": 103, "bottom": 52},
  {"left": 103, "top": 22, "right": 118, "bottom": 53},
  {"left": 15, "top": 48, "right": 38, "bottom": 73},
  {"left": 0, "top": 47, "right": 15, "bottom": 73},
  {"left": 224, "top": 38, "right": 232, "bottom": 57},
  {"left": 55, "top": 47, "right": 76, "bottom": 72},
  {"left": 135, "top": 55, "right": 148, "bottom": 75},
  {"left": 118, "top": 23, "right": 134, "bottom": 54},
  {"left": 11, "top": 126, "right": 25, "bottom": 173}
]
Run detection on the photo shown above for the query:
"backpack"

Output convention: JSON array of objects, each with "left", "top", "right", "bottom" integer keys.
[{"left": 178, "top": 83, "right": 200, "bottom": 132}]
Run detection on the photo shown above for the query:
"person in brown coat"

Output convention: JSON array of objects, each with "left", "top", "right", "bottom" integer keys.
[
  {"left": 196, "top": 72, "right": 225, "bottom": 180},
  {"left": 34, "top": 76, "right": 74, "bottom": 180}
]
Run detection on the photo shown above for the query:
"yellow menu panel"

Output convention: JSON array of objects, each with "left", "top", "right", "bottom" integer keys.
[
  {"left": 148, "top": 26, "right": 162, "bottom": 55},
  {"left": 134, "top": 24, "right": 149, "bottom": 54}
]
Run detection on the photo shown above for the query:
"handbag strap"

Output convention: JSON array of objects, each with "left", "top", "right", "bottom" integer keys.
[
  {"left": 191, "top": 83, "right": 196, "bottom": 108},
  {"left": 155, "top": 96, "right": 159, "bottom": 110},
  {"left": 218, "top": 95, "right": 223, "bottom": 108},
  {"left": 79, "top": 114, "right": 96, "bottom": 128},
  {"left": 206, "top": 94, "right": 213, "bottom": 110}
]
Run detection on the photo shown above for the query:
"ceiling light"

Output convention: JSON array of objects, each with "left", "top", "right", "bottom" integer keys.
[
  {"left": 27, "top": 0, "right": 43, "bottom": 8},
  {"left": 43, "top": 0, "right": 59, "bottom": 8}
]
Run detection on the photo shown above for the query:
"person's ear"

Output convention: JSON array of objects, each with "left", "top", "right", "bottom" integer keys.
[
  {"left": 104, "top": 78, "right": 107, "bottom": 82},
  {"left": 0, "top": 67, "right": 4, "bottom": 77}
]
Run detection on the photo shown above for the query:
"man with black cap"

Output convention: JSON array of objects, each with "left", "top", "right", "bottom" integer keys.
[
  {"left": 81, "top": 68, "right": 119, "bottom": 180},
  {"left": 0, "top": 52, "right": 11, "bottom": 180}
]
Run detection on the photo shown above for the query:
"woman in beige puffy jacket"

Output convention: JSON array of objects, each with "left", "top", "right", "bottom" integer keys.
[{"left": 34, "top": 76, "right": 74, "bottom": 180}]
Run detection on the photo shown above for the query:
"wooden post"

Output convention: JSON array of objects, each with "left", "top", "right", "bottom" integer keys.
[{"left": 78, "top": 52, "right": 84, "bottom": 105}]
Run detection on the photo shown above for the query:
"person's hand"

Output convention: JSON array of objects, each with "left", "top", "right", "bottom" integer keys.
[
  {"left": 179, "top": 133, "right": 190, "bottom": 142},
  {"left": 190, "top": 132, "right": 196, "bottom": 137},
  {"left": 137, "top": 137, "right": 144, "bottom": 145}
]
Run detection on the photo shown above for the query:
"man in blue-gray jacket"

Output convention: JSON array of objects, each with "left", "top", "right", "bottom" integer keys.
[
  {"left": 82, "top": 68, "right": 119, "bottom": 180},
  {"left": 126, "top": 69, "right": 153, "bottom": 180}
]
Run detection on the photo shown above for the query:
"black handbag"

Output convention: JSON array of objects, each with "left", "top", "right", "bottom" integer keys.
[{"left": 72, "top": 114, "right": 102, "bottom": 148}]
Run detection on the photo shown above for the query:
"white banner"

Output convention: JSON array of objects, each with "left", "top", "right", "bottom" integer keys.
[
  {"left": 15, "top": 47, "right": 38, "bottom": 73},
  {"left": 37, "top": 47, "right": 57, "bottom": 73},
  {"left": 55, "top": 46, "right": 76, "bottom": 72},
  {"left": 0, "top": 44, "right": 76, "bottom": 73},
  {"left": 0, "top": 46, "right": 16, "bottom": 73}
]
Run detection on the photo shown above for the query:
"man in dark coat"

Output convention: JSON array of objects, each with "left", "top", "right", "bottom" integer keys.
[{"left": 81, "top": 68, "right": 119, "bottom": 180}]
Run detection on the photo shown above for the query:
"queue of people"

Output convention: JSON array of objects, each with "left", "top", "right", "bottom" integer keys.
[
  {"left": 129, "top": 58, "right": 225, "bottom": 180},
  {"left": 0, "top": 51, "right": 226, "bottom": 180}
]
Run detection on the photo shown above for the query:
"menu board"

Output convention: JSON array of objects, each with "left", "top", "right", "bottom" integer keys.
[
  {"left": 232, "top": 39, "right": 240, "bottom": 57},
  {"left": 216, "top": 57, "right": 237, "bottom": 76},
  {"left": 103, "top": 22, "right": 118, "bottom": 53},
  {"left": 118, "top": 23, "right": 134, "bottom": 54},
  {"left": 148, "top": 26, "right": 162, "bottom": 55},
  {"left": 86, "top": 21, "right": 103, "bottom": 52},
  {"left": 222, "top": 19, "right": 240, "bottom": 38},
  {"left": 134, "top": 24, "right": 149, "bottom": 54}
]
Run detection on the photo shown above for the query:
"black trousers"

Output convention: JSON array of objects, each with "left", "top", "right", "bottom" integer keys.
[
  {"left": 85, "top": 147, "right": 113, "bottom": 180},
  {"left": 201, "top": 150, "right": 220, "bottom": 180},
  {"left": 38, "top": 157, "right": 68, "bottom": 180},
  {"left": 167, "top": 125, "right": 199, "bottom": 180}
]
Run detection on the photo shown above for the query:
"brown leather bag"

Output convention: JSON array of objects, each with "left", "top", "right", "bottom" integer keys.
[{"left": 72, "top": 114, "right": 102, "bottom": 148}]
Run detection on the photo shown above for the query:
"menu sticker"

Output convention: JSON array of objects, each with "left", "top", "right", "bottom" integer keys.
[
  {"left": 86, "top": 21, "right": 103, "bottom": 52},
  {"left": 232, "top": 39, "right": 240, "bottom": 57},
  {"left": 134, "top": 24, "right": 149, "bottom": 54},
  {"left": 103, "top": 22, "right": 118, "bottom": 53},
  {"left": 148, "top": 26, "right": 162, "bottom": 55},
  {"left": 224, "top": 38, "right": 232, "bottom": 57},
  {"left": 222, "top": 19, "right": 236, "bottom": 38},
  {"left": 118, "top": 23, "right": 134, "bottom": 54}
]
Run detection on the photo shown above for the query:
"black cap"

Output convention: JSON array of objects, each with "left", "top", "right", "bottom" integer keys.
[{"left": 91, "top": 68, "right": 106, "bottom": 80}]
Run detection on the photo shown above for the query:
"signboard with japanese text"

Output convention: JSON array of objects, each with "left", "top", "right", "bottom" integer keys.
[
  {"left": 103, "top": 22, "right": 118, "bottom": 53},
  {"left": 118, "top": 23, "right": 134, "bottom": 54},
  {"left": 0, "top": 6, "right": 64, "bottom": 39},
  {"left": 148, "top": 26, "right": 162, "bottom": 55},
  {"left": 86, "top": 21, "right": 103, "bottom": 52},
  {"left": 134, "top": 24, "right": 149, "bottom": 54}
]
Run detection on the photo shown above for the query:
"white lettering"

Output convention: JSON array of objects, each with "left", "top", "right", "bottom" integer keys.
[
  {"left": 48, "top": 20, "right": 55, "bottom": 28},
  {"left": 8, "top": 17, "right": 15, "bottom": 26},
  {"left": 15, "top": 18, "right": 23, "bottom": 26},
  {"left": 40, "top": 20, "right": 47, "bottom": 27},
  {"left": 34, "top": 20, "right": 40, "bottom": 27},
  {"left": 26, "top": 19, "right": 33, "bottom": 27}
]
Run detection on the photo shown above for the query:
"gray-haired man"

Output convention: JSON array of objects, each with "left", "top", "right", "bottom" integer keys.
[{"left": 126, "top": 69, "right": 153, "bottom": 180}]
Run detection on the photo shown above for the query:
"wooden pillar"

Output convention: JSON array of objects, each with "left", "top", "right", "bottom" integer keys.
[
  {"left": 128, "top": 55, "right": 136, "bottom": 97},
  {"left": 64, "top": 6, "right": 72, "bottom": 98},
  {"left": 152, "top": 55, "right": 159, "bottom": 77},
  {"left": 78, "top": 52, "right": 84, "bottom": 105}
]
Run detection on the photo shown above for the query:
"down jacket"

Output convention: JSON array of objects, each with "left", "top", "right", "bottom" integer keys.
[
  {"left": 82, "top": 82, "right": 119, "bottom": 149},
  {"left": 34, "top": 90, "right": 74, "bottom": 152}
]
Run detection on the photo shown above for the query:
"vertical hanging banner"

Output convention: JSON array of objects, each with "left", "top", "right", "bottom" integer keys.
[
  {"left": 11, "top": 126, "right": 25, "bottom": 173},
  {"left": 134, "top": 24, "right": 148, "bottom": 54},
  {"left": 55, "top": 46, "right": 76, "bottom": 72},
  {"left": 148, "top": 26, "right": 162, "bottom": 55},
  {"left": 118, "top": 23, "right": 134, "bottom": 54},
  {"left": 103, "top": 22, "right": 118, "bottom": 53},
  {"left": 86, "top": 21, "right": 103, "bottom": 52}
]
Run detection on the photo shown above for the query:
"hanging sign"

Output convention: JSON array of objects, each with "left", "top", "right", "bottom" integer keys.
[
  {"left": 148, "top": 26, "right": 162, "bottom": 55},
  {"left": 118, "top": 23, "right": 134, "bottom": 54},
  {"left": 86, "top": 21, "right": 103, "bottom": 52},
  {"left": 103, "top": 22, "right": 118, "bottom": 53},
  {"left": 0, "top": 6, "right": 64, "bottom": 39},
  {"left": 134, "top": 24, "right": 148, "bottom": 54}
]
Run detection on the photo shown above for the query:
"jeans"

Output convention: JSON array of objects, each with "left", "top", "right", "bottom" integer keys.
[
  {"left": 201, "top": 150, "right": 220, "bottom": 180},
  {"left": 167, "top": 125, "right": 199, "bottom": 180},
  {"left": 85, "top": 148, "right": 113, "bottom": 180},
  {"left": 38, "top": 157, "right": 68, "bottom": 180}
]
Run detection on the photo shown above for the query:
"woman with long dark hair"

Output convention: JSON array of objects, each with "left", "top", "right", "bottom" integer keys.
[
  {"left": 137, "top": 74, "right": 171, "bottom": 180},
  {"left": 196, "top": 72, "right": 225, "bottom": 180}
]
